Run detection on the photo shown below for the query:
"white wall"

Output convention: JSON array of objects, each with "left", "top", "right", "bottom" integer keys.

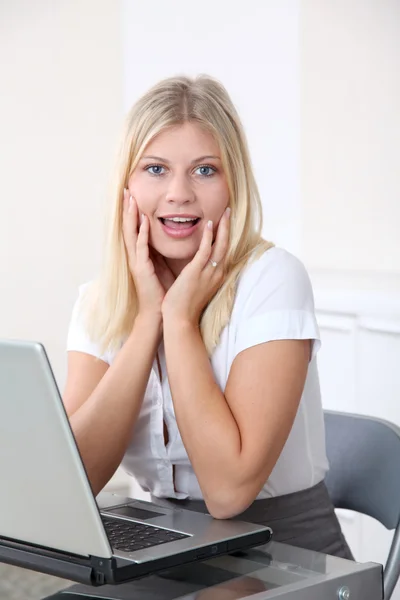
[
  {"left": 0, "top": 0, "right": 123, "bottom": 389},
  {"left": 301, "top": 0, "right": 400, "bottom": 290}
]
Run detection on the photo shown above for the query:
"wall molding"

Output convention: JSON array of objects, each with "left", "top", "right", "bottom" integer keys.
[
  {"left": 314, "top": 288, "right": 400, "bottom": 321},
  {"left": 309, "top": 267, "right": 400, "bottom": 293},
  {"left": 316, "top": 313, "right": 356, "bottom": 332}
]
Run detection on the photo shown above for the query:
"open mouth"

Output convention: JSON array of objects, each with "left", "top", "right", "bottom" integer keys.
[{"left": 159, "top": 217, "right": 201, "bottom": 230}]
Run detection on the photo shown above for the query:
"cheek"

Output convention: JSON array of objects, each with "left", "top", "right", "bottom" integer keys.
[
  {"left": 205, "top": 182, "right": 230, "bottom": 218},
  {"left": 128, "top": 176, "right": 157, "bottom": 214}
]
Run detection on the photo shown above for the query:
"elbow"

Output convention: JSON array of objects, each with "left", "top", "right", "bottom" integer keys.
[
  {"left": 201, "top": 460, "right": 273, "bottom": 519},
  {"left": 203, "top": 466, "right": 272, "bottom": 519},
  {"left": 204, "top": 487, "right": 256, "bottom": 520}
]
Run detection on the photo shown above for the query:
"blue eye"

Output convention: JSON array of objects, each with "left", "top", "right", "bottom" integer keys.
[
  {"left": 146, "top": 165, "right": 165, "bottom": 176},
  {"left": 195, "top": 165, "right": 216, "bottom": 177}
]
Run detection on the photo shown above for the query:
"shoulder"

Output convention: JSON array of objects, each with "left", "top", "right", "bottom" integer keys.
[
  {"left": 236, "top": 247, "right": 315, "bottom": 310},
  {"left": 68, "top": 280, "right": 98, "bottom": 326},
  {"left": 67, "top": 280, "right": 113, "bottom": 364},
  {"left": 243, "top": 246, "right": 307, "bottom": 276},
  {"left": 231, "top": 247, "right": 320, "bottom": 360}
]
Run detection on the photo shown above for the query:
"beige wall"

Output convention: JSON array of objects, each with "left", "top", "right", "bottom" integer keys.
[
  {"left": 0, "top": 0, "right": 123, "bottom": 388},
  {"left": 2, "top": 0, "right": 400, "bottom": 381},
  {"left": 301, "top": 0, "right": 400, "bottom": 289}
]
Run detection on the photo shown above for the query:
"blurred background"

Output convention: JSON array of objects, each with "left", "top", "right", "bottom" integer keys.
[{"left": 0, "top": 0, "right": 399, "bottom": 595}]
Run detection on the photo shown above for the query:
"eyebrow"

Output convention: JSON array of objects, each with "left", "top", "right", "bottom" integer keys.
[{"left": 140, "top": 155, "right": 221, "bottom": 164}]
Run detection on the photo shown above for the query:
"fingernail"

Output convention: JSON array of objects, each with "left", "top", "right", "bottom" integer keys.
[
  {"left": 207, "top": 220, "right": 213, "bottom": 230},
  {"left": 128, "top": 195, "right": 133, "bottom": 213},
  {"left": 140, "top": 213, "right": 145, "bottom": 224},
  {"left": 225, "top": 207, "right": 231, "bottom": 217}
]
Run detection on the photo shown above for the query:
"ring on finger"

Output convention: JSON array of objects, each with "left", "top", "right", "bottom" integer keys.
[{"left": 208, "top": 259, "right": 218, "bottom": 268}]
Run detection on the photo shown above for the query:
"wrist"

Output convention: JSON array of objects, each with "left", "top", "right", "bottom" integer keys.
[
  {"left": 134, "top": 311, "right": 163, "bottom": 335},
  {"left": 163, "top": 315, "right": 199, "bottom": 332},
  {"left": 161, "top": 302, "right": 200, "bottom": 330}
]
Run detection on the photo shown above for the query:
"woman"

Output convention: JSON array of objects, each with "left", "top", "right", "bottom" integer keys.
[{"left": 64, "top": 74, "right": 352, "bottom": 559}]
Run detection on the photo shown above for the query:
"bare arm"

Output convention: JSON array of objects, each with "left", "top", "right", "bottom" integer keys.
[
  {"left": 64, "top": 314, "right": 162, "bottom": 496},
  {"left": 164, "top": 318, "right": 310, "bottom": 519},
  {"left": 161, "top": 208, "right": 313, "bottom": 518},
  {"left": 63, "top": 191, "right": 175, "bottom": 495}
]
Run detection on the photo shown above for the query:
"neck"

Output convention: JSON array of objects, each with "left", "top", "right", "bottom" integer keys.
[{"left": 164, "top": 257, "right": 191, "bottom": 278}]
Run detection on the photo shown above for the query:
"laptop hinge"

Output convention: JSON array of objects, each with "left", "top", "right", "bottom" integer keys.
[
  {"left": 90, "top": 555, "right": 118, "bottom": 585},
  {"left": 0, "top": 539, "right": 95, "bottom": 585}
]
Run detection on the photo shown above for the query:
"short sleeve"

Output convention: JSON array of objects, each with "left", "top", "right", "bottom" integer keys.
[
  {"left": 234, "top": 248, "right": 321, "bottom": 361},
  {"left": 66, "top": 283, "right": 112, "bottom": 364}
]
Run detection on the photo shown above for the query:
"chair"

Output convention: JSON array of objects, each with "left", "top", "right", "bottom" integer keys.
[{"left": 324, "top": 410, "right": 400, "bottom": 599}]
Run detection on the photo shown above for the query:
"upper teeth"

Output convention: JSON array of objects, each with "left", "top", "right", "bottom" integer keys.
[{"left": 164, "top": 217, "right": 197, "bottom": 222}]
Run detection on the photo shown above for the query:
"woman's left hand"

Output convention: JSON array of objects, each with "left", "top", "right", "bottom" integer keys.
[{"left": 162, "top": 207, "right": 231, "bottom": 325}]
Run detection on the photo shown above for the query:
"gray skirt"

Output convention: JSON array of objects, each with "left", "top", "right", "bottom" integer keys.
[{"left": 152, "top": 480, "right": 354, "bottom": 560}]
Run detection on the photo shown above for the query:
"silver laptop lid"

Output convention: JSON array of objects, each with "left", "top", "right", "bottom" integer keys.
[{"left": 0, "top": 339, "right": 112, "bottom": 558}]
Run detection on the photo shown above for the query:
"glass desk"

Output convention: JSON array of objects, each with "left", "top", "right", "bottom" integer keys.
[{"left": 41, "top": 541, "right": 383, "bottom": 600}]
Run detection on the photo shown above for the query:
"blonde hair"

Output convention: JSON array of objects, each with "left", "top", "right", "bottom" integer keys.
[{"left": 85, "top": 74, "right": 273, "bottom": 356}]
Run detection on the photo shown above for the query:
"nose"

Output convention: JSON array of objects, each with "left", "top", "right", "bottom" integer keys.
[{"left": 165, "top": 173, "right": 195, "bottom": 206}]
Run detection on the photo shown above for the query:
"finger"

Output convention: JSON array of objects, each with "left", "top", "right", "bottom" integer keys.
[
  {"left": 128, "top": 192, "right": 139, "bottom": 234},
  {"left": 136, "top": 214, "right": 150, "bottom": 264},
  {"left": 192, "top": 219, "right": 214, "bottom": 270},
  {"left": 210, "top": 207, "right": 230, "bottom": 266},
  {"left": 122, "top": 189, "right": 138, "bottom": 259}
]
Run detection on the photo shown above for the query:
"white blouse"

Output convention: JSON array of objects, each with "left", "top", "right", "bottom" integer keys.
[{"left": 67, "top": 247, "right": 329, "bottom": 500}]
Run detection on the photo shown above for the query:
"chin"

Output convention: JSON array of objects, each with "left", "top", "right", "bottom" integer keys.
[
  {"left": 150, "top": 234, "right": 199, "bottom": 260},
  {"left": 160, "top": 249, "right": 196, "bottom": 262},
  {"left": 152, "top": 242, "right": 197, "bottom": 262}
]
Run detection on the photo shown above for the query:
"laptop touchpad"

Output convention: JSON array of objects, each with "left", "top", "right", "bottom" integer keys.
[{"left": 106, "top": 505, "right": 165, "bottom": 520}]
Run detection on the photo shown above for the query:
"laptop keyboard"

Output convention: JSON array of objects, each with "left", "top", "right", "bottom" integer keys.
[{"left": 102, "top": 516, "right": 189, "bottom": 553}]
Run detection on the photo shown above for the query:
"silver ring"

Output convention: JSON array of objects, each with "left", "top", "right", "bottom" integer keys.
[{"left": 209, "top": 259, "right": 218, "bottom": 268}]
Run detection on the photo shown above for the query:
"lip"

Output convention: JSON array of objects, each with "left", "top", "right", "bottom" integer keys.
[
  {"left": 158, "top": 213, "right": 201, "bottom": 219},
  {"left": 158, "top": 216, "right": 202, "bottom": 239}
]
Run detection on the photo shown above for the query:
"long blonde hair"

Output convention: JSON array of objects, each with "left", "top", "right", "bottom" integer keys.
[{"left": 85, "top": 74, "right": 273, "bottom": 356}]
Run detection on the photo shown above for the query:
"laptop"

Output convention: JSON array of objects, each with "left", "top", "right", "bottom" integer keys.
[{"left": 0, "top": 339, "right": 272, "bottom": 586}]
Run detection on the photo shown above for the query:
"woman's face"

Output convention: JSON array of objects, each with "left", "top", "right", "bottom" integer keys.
[{"left": 128, "top": 122, "right": 230, "bottom": 268}]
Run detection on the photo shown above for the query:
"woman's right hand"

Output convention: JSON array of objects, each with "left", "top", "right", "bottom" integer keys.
[{"left": 122, "top": 188, "right": 172, "bottom": 317}]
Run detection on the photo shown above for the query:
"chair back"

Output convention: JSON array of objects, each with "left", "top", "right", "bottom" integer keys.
[{"left": 324, "top": 410, "right": 400, "bottom": 530}]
